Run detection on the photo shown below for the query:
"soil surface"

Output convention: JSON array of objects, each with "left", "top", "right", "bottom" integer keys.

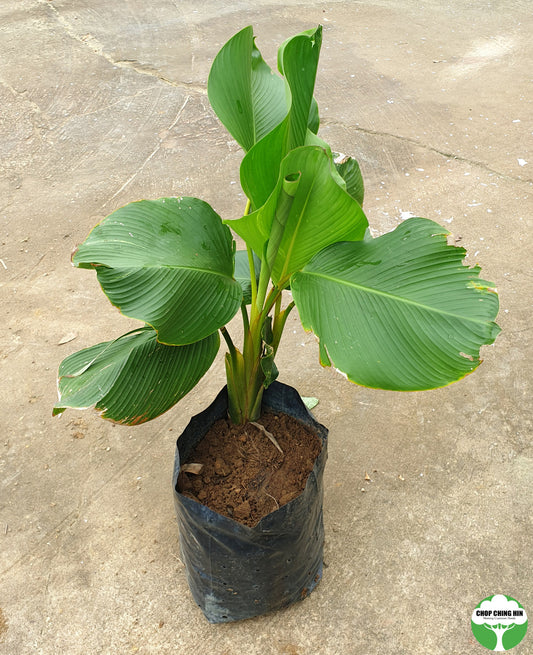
[{"left": 177, "top": 411, "right": 322, "bottom": 527}]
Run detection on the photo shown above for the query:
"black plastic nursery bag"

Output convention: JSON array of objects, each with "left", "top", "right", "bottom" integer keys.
[{"left": 173, "top": 381, "right": 328, "bottom": 623}]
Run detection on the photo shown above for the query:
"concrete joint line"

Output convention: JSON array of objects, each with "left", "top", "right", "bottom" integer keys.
[
  {"left": 322, "top": 119, "right": 533, "bottom": 186},
  {"left": 101, "top": 95, "right": 191, "bottom": 209},
  {"left": 39, "top": 0, "right": 206, "bottom": 96}
]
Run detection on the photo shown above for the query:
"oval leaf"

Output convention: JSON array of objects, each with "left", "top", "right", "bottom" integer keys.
[
  {"left": 73, "top": 198, "right": 242, "bottom": 345},
  {"left": 207, "top": 26, "right": 287, "bottom": 153},
  {"left": 292, "top": 217, "right": 501, "bottom": 390},
  {"left": 54, "top": 328, "right": 220, "bottom": 424}
]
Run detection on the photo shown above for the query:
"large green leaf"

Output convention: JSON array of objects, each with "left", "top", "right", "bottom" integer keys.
[
  {"left": 279, "top": 28, "right": 321, "bottom": 135},
  {"left": 73, "top": 198, "right": 242, "bottom": 345},
  {"left": 240, "top": 26, "right": 323, "bottom": 209},
  {"left": 207, "top": 26, "right": 287, "bottom": 153},
  {"left": 292, "top": 217, "right": 501, "bottom": 390},
  {"left": 230, "top": 146, "right": 368, "bottom": 286},
  {"left": 53, "top": 328, "right": 220, "bottom": 424},
  {"left": 278, "top": 26, "right": 322, "bottom": 150}
]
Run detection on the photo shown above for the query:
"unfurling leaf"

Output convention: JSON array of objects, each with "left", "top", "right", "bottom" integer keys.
[
  {"left": 207, "top": 26, "right": 287, "bottom": 153},
  {"left": 231, "top": 146, "right": 368, "bottom": 286},
  {"left": 240, "top": 26, "right": 323, "bottom": 209}
]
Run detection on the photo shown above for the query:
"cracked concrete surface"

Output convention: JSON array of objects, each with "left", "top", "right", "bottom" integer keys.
[
  {"left": 323, "top": 120, "right": 533, "bottom": 185},
  {"left": 1, "top": 1, "right": 531, "bottom": 654},
  {"left": 40, "top": 0, "right": 207, "bottom": 96}
]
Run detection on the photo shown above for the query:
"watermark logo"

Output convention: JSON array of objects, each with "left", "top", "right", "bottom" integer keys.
[{"left": 471, "top": 594, "right": 528, "bottom": 651}]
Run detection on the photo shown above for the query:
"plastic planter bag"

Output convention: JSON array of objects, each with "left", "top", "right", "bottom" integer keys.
[{"left": 172, "top": 381, "right": 328, "bottom": 623}]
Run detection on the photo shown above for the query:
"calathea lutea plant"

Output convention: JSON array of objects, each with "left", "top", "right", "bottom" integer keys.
[{"left": 54, "top": 26, "right": 500, "bottom": 426}]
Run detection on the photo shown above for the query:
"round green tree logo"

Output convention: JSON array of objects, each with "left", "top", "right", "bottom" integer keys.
[{"left": 471, "top": 594, "right": 528, "bottom": 651}]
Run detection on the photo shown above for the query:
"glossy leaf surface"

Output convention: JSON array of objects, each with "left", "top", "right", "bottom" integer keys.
[
  {"left": 207, "top": 26, "right": 287, "bottom": 153},
  {"left": 54, "top": 328, "right": 220, "bottom": 424},
  {"left": 292, "top": 217, "right": 500, "bottom": 390},
  {"left": 240, "top": 26, "right": 323, "bottom": 209},
  {"left": 73, "top": 198, "right": 241, "bottom": 345}
]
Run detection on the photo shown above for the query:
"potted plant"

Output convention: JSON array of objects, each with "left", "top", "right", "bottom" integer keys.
[{"left": 54, "top": 25, "right": 500, "bottom": 623}]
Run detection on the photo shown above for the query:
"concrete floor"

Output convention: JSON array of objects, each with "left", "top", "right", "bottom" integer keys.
[{"left": 1, "top": 1, "right": 532, "bottom": 653}]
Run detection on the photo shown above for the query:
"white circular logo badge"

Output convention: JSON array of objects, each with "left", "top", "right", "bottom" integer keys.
[{"left": 471, "top": 594, "right": 528, "bottom": 651}]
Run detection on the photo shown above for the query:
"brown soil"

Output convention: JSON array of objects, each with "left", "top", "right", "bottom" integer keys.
[{"left": 177, "top": 411, "right": 322, "bottom": 527}]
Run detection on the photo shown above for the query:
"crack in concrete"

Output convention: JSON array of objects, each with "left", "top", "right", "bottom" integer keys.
[
  {"left": 56, "top": 87, "right": 160, "bottom": 130},
  {"left": 0, "top": 77, "right": 44, "bottom": 116},
  {"left": 322, "top": 119, "right": 533, "bottom": 186},
  {"left": 37, "top": 0, "right": 533, "bottom": 192},
  {"left": 40, "top": 0, "right": 206, "bottom": 95},
  {"left": 101, "top": 95, "right": 191, "bottom": 208}
]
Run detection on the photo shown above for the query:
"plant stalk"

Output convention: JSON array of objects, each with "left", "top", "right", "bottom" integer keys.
[{"left": 225, "top": 180, "right": 299, "bottom": 424}]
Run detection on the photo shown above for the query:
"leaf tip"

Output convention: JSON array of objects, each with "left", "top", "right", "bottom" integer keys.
[
  {"left": 302, "top": 396, "right": 319, "bottom": 410},
  {"left": 319, "top": 341, "right": 331, "bottom": 368}
]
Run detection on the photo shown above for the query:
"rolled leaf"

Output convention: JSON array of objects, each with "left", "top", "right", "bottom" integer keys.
[
  {"left": 73, "top": 198, "right": 242, "bottom": 345},
  {"left": 230, "top": 146, "right": 368, "bottom": 286},
  {"left": 54, "top": 328, "right": 220, "bottom": 424},
  {"left": 292, "top": 217, "right": 501, "bottom": 390}
]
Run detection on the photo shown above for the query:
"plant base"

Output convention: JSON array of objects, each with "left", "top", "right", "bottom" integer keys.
[
  {"left": 177, "top": 409, "right": 322, "bottom": 527},
  {"left": 172, "top": 381, "right": 328, "bottom": 623}
]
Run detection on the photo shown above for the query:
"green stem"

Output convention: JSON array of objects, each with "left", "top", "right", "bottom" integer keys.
[
  {"left": 240, "top": 302, "right": 250, "bottom": 334},
  {"left": 243, "top": 199, "right": 258, "bottom": 309},
  {"left": 255, "top": 175, "right": 299, "bottom": 316},
  {"left": 220, "top": 326, "right": 237, "bottom": 361},
  {"left": 225, "top": 187, "right": 300, "bottom": 424},
  {"left": 247, "top": 247, "right": 257, "bottom": 308},
  {"left": 260, "top": 284, "right": 284, "bottom": 324},
  {"left": 225, "top": 198, "right": 266, "bottom": 424},
  {"left": 255, "top": 248, "right": 271, "bottom": 317},
  {"left": 274, "top": 292, "right": 282, "bottom": 318}
]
